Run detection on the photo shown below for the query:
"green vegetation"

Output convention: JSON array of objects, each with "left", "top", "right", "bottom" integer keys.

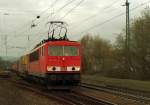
[
  {"left": 0, "top": 57, "right": 13, "bottom": 70},
  {"left": 82, "top": 75, "right": 150, "bottom": 92},
  {"left": 81, "top": 7, "right": 150, "bottom": 80}
]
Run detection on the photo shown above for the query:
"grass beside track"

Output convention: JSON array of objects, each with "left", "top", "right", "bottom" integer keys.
[{"left": 82, "top": 74, "right": 150, "bottom": 92}]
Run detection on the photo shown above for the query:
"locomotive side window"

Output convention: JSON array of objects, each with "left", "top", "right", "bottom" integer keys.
[
  {"left": 29, "top": 50, "right": 39, "bottom": 62},
  {"left": 48, "top": 46, "right": 78, "bottom": 56},
  {"left": 42, "top": 47, "right": 45, "bottom": 56},
  {"left": 40, "top": 48, "right": 42, "bottom": 56},
  {"left": 41, "top": 47, "right": 45, "bottom": 56}
]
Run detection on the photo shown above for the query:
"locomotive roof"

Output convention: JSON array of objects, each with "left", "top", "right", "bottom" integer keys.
[
  {"left": 30, "top": 39, "right": 80, "bottom": 53},
  {"left": 34, "top": 38, "right": 79, "bottom": 48}
]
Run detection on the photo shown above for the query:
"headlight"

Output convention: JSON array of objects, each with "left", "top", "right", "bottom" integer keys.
[
  {"left": 75, "top": 67, "right": 80, "bottom": 71},
  {"left": 47, "top": 66, "right": 60, "bottom": 71},
  {"left": 67, "top": 66, "right": 80, "bottom": 71},
  {"left": 47, "top": 66, "right": 52, "bottom": 71}
]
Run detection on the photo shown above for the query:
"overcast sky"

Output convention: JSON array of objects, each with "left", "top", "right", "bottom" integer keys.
[{"left": 0, "top": 0, "right": 150, "bottom": 57}]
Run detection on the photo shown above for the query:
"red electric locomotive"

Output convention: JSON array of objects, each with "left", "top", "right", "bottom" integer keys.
[{"left": 17, "top": 21, "right": 81, "bottom": 87}]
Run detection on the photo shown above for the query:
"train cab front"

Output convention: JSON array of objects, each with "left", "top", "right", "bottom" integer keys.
[{"left": 45, "top": 41, "right": 81, "bottom": 86}]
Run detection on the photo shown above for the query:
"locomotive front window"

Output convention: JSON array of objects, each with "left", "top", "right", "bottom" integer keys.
[
  {"left": 48, "top": 46, "right": 63, "bottom": 56},
  {"left": 64, "top": 46, "right": 78, "bottom": 56},
  {"left": 48, "top": 46, "right": 78, "bottom": 56}
]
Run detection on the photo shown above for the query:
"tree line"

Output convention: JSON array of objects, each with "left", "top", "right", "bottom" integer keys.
[
  {"left": 81, "top": 8, "right": 150, "bottom": 80},
  {"left": 0, "top": 57, "right": 12, "bottom": 70}
]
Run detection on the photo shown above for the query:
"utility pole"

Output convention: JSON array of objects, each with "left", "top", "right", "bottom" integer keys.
[
  {"left": 1, "top": 13, "right": 10, "bottom": 70},
  {"left": 26, "top": 34, "right": 30, "bottom": 53},
  {"left": 125, "top": 0, "right": 132, "bottom": 71},
  {"left": 4, "top": 35, "right": 8, "bottom": 70},
  {"left": 126, "top": 0, "right": 130, "bottom": 52}
]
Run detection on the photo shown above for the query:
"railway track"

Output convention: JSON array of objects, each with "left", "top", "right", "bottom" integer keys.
[
  {"left": 80, "top": 82, "right": 150, "bottom": 104},
  {"left": 8, "top": 78, "right": 115, "bottom": 105},
  {"left": 4, "top": 72, "right": 150, "bottom": 104},
  {"left": 53, "top": 91, "right": 115, "bottom": 105}
]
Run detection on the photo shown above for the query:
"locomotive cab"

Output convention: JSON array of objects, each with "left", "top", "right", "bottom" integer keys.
[{"left": 45, "top": 41, "right": 81, "bottom": 85}]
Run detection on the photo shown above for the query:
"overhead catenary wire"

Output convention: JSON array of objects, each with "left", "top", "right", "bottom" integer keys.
[
  {"left": 8, "top": 0, "right": 150, "bottom": 55},
  {"left": 27, "top": 0, "right": 76, "bottom": 40},
  {"left": 80, "top": 0, "right": 150, "bottom": 35},
  {"left": 28, "top": 24, "right": 64, "bottom": 50},
  {"left": 102, "top": 0, "right": 121, "bottom": 10},
  {"left": 69, "top": 0, "right": 122, "bottom": 29},
  {"left": 35, "top": 0, "right": 78, "bottom": 26},
  {"left": 29, "top": 31, "right": 48, "bottom": 50},
  {"left": 77, "top": 0, "right": 121, "bottom": 21},
  {"left": 54, "top": 0, "right": 77, "bottom": 15},
  {"left": 10, "top": 0, "right": 59, "bottom": 38},
  {"left": 12, "top": 0, "right": 76, "bottom": 39},
  {"left": 26, "top": 0, "right": 83, "bottom": 50},
  {"left": 59, "top": 0, "right": 85, "bottom": 20},
  {"left": 21, "top": 1, "right": 150, "bottom": 49},
  {"left": 32, "top": 0, "right": 59, "bottom": 22},
  {"left": 6, "top": 0, "right": 60, "bottom": 53},
  {"left": 25, "top": 0, "right": 82, "bottom": 36}
]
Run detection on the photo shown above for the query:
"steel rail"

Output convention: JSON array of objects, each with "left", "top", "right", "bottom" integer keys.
[
  {"left": 7, "top": 77, "right": 115, "bottom": 105},
  {"left": 53, "top": 91, "right": 115, "bottom": 105},
  {"left": 80, "top": 82, "right": 150, "bottom": 104}
]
